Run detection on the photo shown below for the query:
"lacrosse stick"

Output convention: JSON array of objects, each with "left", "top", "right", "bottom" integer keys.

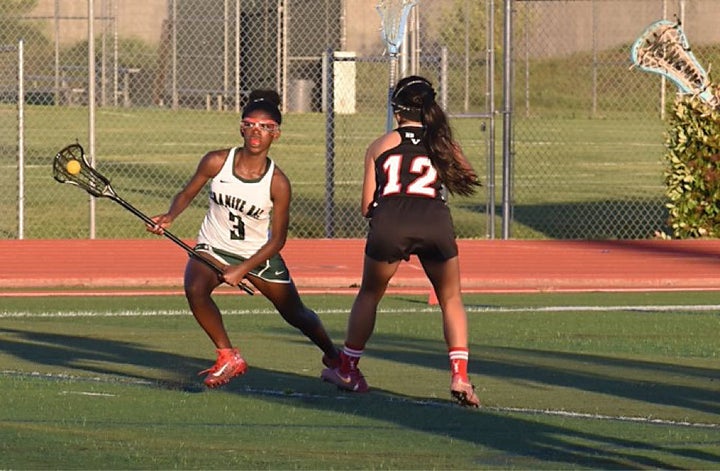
[
  {"left": 52, "top": 143, "right": 254, "bottom": 295},
  {"left": 376, "top": 0, "right": 418, "bottom": 131},
  {"left": 631, "top": 19, "right": 718, "bottom": 108}
]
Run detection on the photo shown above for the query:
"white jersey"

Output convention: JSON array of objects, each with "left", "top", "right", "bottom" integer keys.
[{"left": 197, "top": 147, "right": 274, "bottom": 259}]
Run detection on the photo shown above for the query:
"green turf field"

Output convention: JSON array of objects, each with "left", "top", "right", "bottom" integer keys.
[{"left": 1, "top": 291, "right": 718, "bottom": 469}]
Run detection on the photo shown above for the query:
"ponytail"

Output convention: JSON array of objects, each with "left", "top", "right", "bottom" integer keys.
[{"left": 392, "top": 76, "right": 480, "bottom": 196}]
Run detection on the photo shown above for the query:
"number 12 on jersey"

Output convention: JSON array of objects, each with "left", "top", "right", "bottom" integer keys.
[{"left": 381, "top": 154, "right": 438, "bottom": 198}]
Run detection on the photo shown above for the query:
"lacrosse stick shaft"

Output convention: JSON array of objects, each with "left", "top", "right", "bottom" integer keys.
[
  {"left": 386, "top": 55, "right": 398, "bottom": 132},
  {"left": 112, "top": 195, "right": 255, "bottom": 295}
]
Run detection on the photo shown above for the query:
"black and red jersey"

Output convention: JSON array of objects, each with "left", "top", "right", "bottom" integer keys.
[
  {"left": 373, "top": 126, "right": 446, "bottom": 206},
  {"left": 366, "top": 126, "right": 457, "bottom": 263}
]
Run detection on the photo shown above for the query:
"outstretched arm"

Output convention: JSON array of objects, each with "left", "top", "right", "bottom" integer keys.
[{"left": 147, "top": 150, "right": 226, "bottom": 234}]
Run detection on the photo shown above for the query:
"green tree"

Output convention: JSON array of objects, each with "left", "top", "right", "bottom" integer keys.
[
  {"left": 0, "top": 0, "right": 45, "bottom": 45},
  {"left": 438, "top": 0, "right": 503, "bottom": 57}
]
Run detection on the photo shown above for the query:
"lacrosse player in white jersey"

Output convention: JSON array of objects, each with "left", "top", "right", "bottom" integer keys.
[{"left": 149, "top": 90, "right": 340, "bottom": 388}]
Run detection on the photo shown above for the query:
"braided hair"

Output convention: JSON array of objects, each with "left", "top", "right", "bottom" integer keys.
[{"left": 391, "top": 76, "right": 480, "bottom": 196}]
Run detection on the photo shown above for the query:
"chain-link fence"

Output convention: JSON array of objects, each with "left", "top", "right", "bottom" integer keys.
[
  {"left": 1, "top": 0, "right": 718, "bottom": 240},
  {"left": 511, "top": 0, "right": 720, "bottom": 239},
  {"left": 0, "top": 42, "right": 20, "bottom": 238}
]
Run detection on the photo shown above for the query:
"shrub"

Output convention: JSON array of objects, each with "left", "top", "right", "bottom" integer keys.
[{"left": 664, "top": 95, "right": 720, "bottom": 237}]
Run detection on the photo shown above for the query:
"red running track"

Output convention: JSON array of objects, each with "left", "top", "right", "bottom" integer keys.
[{"left": 2, "top": 239, "right": 720, "bottom": 295}]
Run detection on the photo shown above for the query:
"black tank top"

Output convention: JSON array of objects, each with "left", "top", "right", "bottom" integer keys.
[{"left": 373, "top": 126, "right": 445, "bottom": 206}]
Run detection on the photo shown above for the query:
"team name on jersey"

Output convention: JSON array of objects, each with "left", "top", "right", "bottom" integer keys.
[
  {"left": 210, "top": 191, "right": 264, "bottom": 219},
  {"left": 403, "top": 130, "right": 421, "bottom": 145}
]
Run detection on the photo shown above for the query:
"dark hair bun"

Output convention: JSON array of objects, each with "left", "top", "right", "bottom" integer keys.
[
  {"left": 248, "top": 89, "right": 281, "bottom": 107},
  {"left": 243, "top": 89, "right": 282, "bottom": 124}
]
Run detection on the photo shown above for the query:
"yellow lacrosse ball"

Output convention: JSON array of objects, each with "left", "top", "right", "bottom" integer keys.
[{"left": 66, "top": 159, "right": 81, "bottom": 175}]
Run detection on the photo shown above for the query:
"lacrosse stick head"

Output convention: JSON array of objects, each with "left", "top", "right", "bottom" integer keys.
[
  {"left": 631, "top": 20, "right": 717, "bottom": 107},
  {"left": 376, "top": 0, "right": 417, "bottom": 55},
  {"left": 53, "top": 143, "right": 114, "bottom": 198}
]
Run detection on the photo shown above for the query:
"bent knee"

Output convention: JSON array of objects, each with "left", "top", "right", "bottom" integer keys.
[{"left": 184, "top": 278, "right": 214, "bottom": 300}]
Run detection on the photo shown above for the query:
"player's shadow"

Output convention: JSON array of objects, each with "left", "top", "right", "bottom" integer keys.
[
  {"left": 231, "top": 340, "right": 720, "bottom": 469},
  {"left": 2, "top": 326, "right": 718, "bottom": 468},
  {"left": 480, "top": 345, "right": 720, "bottom": 414},
  {"left": 348, "top": 331, "right": 720, "bottom": 416},
  {"left": 262, "top": 327, "right": 719, "bottom": 467},
  {"left": 0, "top": 326, "right": 209, "bottom": 390}
]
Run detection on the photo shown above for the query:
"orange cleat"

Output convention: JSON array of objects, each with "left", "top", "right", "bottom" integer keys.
[{"left": 199, "top": 348, "right": 248, "bottom": 388}]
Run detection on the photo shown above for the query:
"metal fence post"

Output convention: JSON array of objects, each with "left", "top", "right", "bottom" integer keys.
[
  {"left": 18, "top": 40, "right": 24, "bottom": 240},
  {"left": 501, "top": 0, "right": 513, "bottom": 239},
  {"left": 324, "top": 49, "right": 335, "bottom": 238},
  {"left": 88, "top": 0, "right": 97, "bottom": 239}
]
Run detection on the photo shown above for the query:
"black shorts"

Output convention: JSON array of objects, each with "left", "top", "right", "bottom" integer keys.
[
  {"left": 365, "top": 198, "right": 458, "bottom": 263},
  {"left": 194, "top": 244, "right": 291, "bottom": 283}
]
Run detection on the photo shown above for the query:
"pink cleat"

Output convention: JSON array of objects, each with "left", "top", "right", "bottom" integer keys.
[
  {"left": 450, "top": 375, "right": 480, "bottom": 408},
  {"left": 321, "top": 367, "right": 369, "bottom": 393}
]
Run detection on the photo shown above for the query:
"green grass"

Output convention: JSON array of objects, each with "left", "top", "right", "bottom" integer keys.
[
  {"left": 0, "top": 103, "right": 668, "bottom": 240},
  {"left": 1, "top": 291, "right": 719, "bottom": 469}
]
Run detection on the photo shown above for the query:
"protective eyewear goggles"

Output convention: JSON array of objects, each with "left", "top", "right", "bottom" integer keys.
[{"left": 241, "top": 120, "right": 279, "bottom": 133}]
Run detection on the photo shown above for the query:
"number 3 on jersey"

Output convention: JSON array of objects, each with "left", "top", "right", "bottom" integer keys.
[
  {"left": 381, "top": 154, "right": 438, "bottom": 198},
  {"left": 228, "top": 212, "right": 245, "bottom": 240}
]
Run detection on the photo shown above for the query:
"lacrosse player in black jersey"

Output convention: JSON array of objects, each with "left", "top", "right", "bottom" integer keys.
[{"left": 321, "top": 76, "right": 482, "bottom": 407}]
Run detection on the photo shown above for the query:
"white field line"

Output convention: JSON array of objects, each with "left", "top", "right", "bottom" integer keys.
[
  {"left": 2, "top": 304, "right": 720, "bottom": 319},
  {"left": 2, "top": 369, "right": 718, "bottom": 430},
  {"left": 492, "top": 406, "right": 720, "bottom": 429},
  {"left": 60, "top": 390, "right": 117, "bottom": 397}
]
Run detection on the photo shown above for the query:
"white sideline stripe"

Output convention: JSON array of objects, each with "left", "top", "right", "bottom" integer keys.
[
  {"left": 468, "top": 304, "right": 720, "bottom": 313},
  {"left": 2, "top": 304, "right": 720, "bottom": 319},
  {"left": 2, "top": 370, "right": 718, "bottom": 430},
  {"left": 491, "top": 406, "right": 720, "bottom": 429},
  {"left": 1, "top": 370, "right": 155, "bottom": 385}
]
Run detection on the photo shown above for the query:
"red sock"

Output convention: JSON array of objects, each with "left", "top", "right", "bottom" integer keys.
[
  {"left": 340, "top": 344, "right": 364, "bottom": 372},
  {"left": 449, "top": 347, "right": 469, "bottom": 379}
]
